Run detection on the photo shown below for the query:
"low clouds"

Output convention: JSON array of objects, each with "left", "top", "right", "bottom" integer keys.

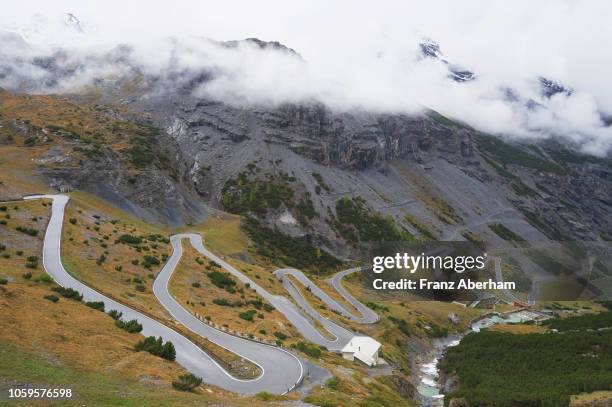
[{"left": 1, "top": 1, "right": 612, "bottom": 154}]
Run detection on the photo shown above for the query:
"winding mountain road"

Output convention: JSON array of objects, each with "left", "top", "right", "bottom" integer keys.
[
  {"left": 32, "top": 194, "right": 379, "bottom": 394},
  {"left": 183, "top": 236, "right": 378, "bottom": 351},
  {"left": 31, "top": 194, "right": 303, "bottom": 395},
  {"left": 327, "top": 268, "right": 379, "bottom": 324}
]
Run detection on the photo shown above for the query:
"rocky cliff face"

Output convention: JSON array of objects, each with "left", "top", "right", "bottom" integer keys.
[
  {"left": 121, "top": 90, "right": 612, "bottom": 254},
  {"left": 164, "top": 99, "right": 468, "bottom": 170}
]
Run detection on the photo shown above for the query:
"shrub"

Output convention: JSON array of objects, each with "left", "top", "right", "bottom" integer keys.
[
  {"left": 85, "top": 301, "right": 105, "bottom": 311},
  {"left": 115, "top": 319, "right": 143, "bottom": 333},
  {"left": 107, "top": 310, "right": 123, "bottom": 320},
  {"left": 159, "top": 340, "right": 176, "bottom": 361},
  {"left": 292, "top": 341, "right": 322, "bottom": 358},
  {"left": 263, "top": 303, "right": 275, "bottom": 312},
  {"left": 34, "top": 274, "right": 53, "bottom": 283},
  {"left": 333, "top": 196, "right": 414, "bottom": 243},
  {"left": 95, "top": 254, "right": 106, "bottom": 265},
  {"left": 366, "top": 302, "right": 390, "bottom": 312},
  {"left": 131, "top": 259, "right": 139, "bottom": 265},
  {"left": 15, "top": 226, "right": 38, "bottom": 236},
  {"left": 127, "top": 144, "right": 156, "bottom": 168},
  {"left": 135, "top": 284, "right": 146, "bottom": 292},
  {"left": 242, "top": 218, "right": 342, "bottom": 274},
  {"left": 16, "top": 250, "right": 23, "bottom": 256},
  {"left": 69, "top": 218, "right": 77, "bottom": 225},
  {"left": 255, "top": 391, "right": 284, "bottom": 401},
  {"left": 388, "top": 316, "right": 412, "bottom": 336},
  {"left": 488, "top": 223, "right": 526, "bottom": 242},
  {"left": 250, "top": 298, "right": 263, "bottom": 310},
  {"left": 25, "top": 255, "right": 38, "bottom": 263},
  {"left": 274, "top": 332, "right": 288, "bottom": 340},
  {"left": 239, "top": 309, "right": 257, "bottom": 322},
  {"left": 0, "top": 220, "right": 6, "bottom": 225},
  {"left": 325, "top": 376, "right": 341, "bottom": 390},
  {"left": 134, "top": 336, "right": 176, "bottom": 361},
  {"left": 142, "top": 255, "right": 160, "bottom": 268},
  {"left": 312, "top": 172, "right": 331, "bottom": 192},
  {"left": 220, "top": 172, "right": 294, "bottom": 216},
  {"left": 115, "top": 265, "right": 123, "bottom": 272},
  {"left": 51, "top": 286, "right": 83, "bottom": 301},
  {"left": 212, "top": 298, "right": 233, "bottom": 307},
  {"left": 22, "top": 272, "right": 32, "bottom": 280},
  {"left": 191, "top": 282, "right": 201, "bottom": 288},
  {"left": 206, "top": 271, "right": 236, "bottom": 291},
  {"left": 116, "top": 234, "right": 142, "bottom": 245},
  {"left": 0, "top": 278, "right": 7, "bottom": 285},
  {"left": 172, "top": 373, "right": 202, "bottom": 392},
  {"left": 44, "top": 294, "right": 59, "bottom": 303}
]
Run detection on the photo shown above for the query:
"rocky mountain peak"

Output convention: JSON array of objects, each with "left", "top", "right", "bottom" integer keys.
[
  {"left": 224, "top": 37, "right": 302, "bottom": 59},
  {"left": 538, "top": 76, "right": 571, "bottom": 98},
  {"left": 64, "top": 13, "right": 84, "bottom": 34},
  {"left": 419, "top": 37, "right": 444, "bottom": 59},
  {"left": 418, "top": 37, "right": 475, "bottom": 83}
]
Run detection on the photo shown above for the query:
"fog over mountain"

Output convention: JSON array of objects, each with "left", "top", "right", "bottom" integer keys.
[{"left": 1, "top": 0, "right": 612, "bottom": 155}]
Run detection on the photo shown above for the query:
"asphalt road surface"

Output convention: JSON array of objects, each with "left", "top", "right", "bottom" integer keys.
[{"left": 327, "top": 268, "right": 379, "bottom": 323}]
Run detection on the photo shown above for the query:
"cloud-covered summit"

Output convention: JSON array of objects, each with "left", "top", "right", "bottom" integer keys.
[{"left": 1, "top": 1, "right": 611, "bottom": 155}]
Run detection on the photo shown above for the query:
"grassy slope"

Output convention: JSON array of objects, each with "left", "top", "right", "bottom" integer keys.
[
  {"left": 60, "top": 191, "right": 171, "bottom": 317},
  {"left": 181, "top": 215, "right": 291, "bottom": 296},
  {"left": 169, "top": 244, "right": 300, "bottom": 345}
]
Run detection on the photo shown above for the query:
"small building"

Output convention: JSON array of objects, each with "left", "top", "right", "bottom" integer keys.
[
  {"left": 341, "top": 336, "right": 381, "bottom": 366},
  {"left": 58, "top": 184, "right": 71, "bottom": 193},
  {"left": 50, "top": 179, "right": 71, "bottom": 193}
]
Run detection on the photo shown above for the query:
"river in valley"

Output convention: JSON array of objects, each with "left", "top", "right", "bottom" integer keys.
[{"left": 416, "top": 310, "right": 546, "bottom": 406}]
